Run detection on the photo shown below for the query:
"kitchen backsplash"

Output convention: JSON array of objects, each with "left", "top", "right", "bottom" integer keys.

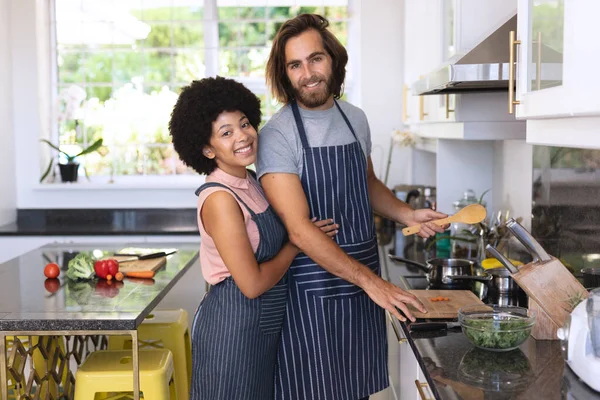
[{"left": 532, "top": 145, "right": 600, "bottom": 271}]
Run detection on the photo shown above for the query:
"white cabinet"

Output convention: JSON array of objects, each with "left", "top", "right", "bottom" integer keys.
[
  {"left": 512, "top": 0, "right": 600, "bottom": 148},
  {"left": 404, "top": 0, "right": 525, "bottom": 141},
  {"left": 402, "top": 0, "right": 442, "bottom": 126},
  {"left": 514, "top": 0, "right": 600, "bottom": 119},
  {"left": 387, "top": 313, "right": 433, "bottom": 400}
]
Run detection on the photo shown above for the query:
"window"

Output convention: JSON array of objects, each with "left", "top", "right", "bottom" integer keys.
[{"left": 50, "top": 0, "right": 352, "bottom": 180}]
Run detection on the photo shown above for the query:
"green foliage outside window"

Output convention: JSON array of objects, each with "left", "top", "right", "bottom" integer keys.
[{"left": 53, "top": 2, "right": 349, "bottom": 179}]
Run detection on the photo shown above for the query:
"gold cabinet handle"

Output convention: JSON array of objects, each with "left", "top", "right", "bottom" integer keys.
[
  {"left": 418, "top": 75, "right": 428, "bottom": 120},
  {"left": 419, "top": 95, "right": 428, "bottom": 120},
  {"left": 402, "top": 84, "right": 410, "bottom": 122},
  {"left": 386, "top": 311, "right": 407, "bottom": 344},
  {"left": 415, "top": 380, "right": 434, "bottom": 400},
  {"left": 445, "top": 93, "right": 455, "bottom": 119},
  {"left": 508, "top": 30, "right": 521, "bottom": 114}
]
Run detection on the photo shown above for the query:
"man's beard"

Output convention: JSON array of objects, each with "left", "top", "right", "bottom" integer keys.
[{"left": 292, "top": 74, "right": 334, "bottom": 108}]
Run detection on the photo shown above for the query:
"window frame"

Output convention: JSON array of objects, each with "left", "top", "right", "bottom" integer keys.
[{"left": 47, "top": 0, "right": 357, "bottom": 185}]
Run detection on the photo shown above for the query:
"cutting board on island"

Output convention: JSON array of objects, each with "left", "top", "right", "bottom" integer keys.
[
  {"left": 112, "top": 256, "right": 167, "bottom": 273},
  {"left": 407, "top": 290, "right": 484, "bottom": 319},
  {"left": 101, "top": 248, "right": 176, "bottom": 273}
]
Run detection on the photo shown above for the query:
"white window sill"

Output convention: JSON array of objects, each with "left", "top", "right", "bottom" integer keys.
[{"left": 34, "top": 175, "right": 205, "bottom": 191}]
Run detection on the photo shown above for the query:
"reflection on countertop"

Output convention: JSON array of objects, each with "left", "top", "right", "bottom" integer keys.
[{"left": 380, "top": 244, "right": 600, "bottom": 400}]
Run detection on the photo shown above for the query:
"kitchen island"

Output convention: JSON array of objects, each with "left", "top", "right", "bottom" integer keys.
[
  {"left": 382, "top": 246, "right": 599, "bottom": 400},
  {"left": 0, "top": 242, "right": 198, "bottom": 400}
]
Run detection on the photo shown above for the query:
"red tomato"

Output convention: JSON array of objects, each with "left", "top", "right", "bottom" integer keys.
[
  {"left": 44, "top": 263, "right": 60, "bottom": 279},
  {"left": 105, "top": 259, "right": 119, "bottom": 277},
  {"left": 44, "top": 278, "right": 61, "bottom": 293},
  {"left": 94, "top": 260, "right": 109, "bottom": 279}
]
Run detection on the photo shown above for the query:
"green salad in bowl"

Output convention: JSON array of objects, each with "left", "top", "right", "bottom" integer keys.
[{"left": 458, "top": 305, "right": 536, "bottom": 352}]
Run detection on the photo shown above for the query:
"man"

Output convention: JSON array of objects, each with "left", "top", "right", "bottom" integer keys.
[{"left": 257, "top": 14, "right": 447, "bottom": 400}]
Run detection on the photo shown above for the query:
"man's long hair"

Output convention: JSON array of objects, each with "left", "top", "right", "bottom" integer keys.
[{"left": 266, "top": 14, "right": 348, "bottom": 104}]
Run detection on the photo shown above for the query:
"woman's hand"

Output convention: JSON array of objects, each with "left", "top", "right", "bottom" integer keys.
[{"left": 312, "top": 217, "right": 338, "bottom": 238}]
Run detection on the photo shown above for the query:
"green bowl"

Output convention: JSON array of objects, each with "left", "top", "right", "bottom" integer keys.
[{"left": 458, "top": 305, "right": 536, "bottom": 352}]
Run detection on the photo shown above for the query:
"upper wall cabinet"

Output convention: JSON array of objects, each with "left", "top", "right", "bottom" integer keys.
[
  {"left": 404, "top": 0, "right": 525, "bottom": 140},
  {"left": 513, "top": 0, "right": 600, "bottom": 119}
]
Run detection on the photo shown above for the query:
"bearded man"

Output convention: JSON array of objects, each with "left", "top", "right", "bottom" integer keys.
[{"left": 257, "top": 14, "right": 447, "bottom": 400}]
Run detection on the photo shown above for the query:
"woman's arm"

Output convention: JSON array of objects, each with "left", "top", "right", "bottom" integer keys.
[{"left": 201, "top": 191, "right": 336, "bottom": 299}]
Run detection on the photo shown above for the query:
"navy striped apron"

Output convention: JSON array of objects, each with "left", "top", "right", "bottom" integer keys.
[
  {"left": 274, "top": 101, "right": 388, "bottom": 400},
  {"left": 190, "top": 180, "right": 289, "bottom": 400}
]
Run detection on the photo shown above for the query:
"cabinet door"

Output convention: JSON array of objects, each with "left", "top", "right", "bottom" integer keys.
[
  {"left": 404, "top": 0, "right": 442, "bottom": 125},
  {"left": 387, "top": 314, "right": 401, "bottom": 399},
  {"left": 515, "top": 0, "right": 600, "bottom": 118},
  {"left": 514, "top": 0, "right": 565, "bottom": 118}
]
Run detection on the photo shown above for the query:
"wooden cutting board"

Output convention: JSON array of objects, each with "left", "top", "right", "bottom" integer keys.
[
  {"left": 103, "top": 256, "right": 167, "bottom": 273},
  {"left": 407, "top": 290, "right": 484, "bottom": 319}
]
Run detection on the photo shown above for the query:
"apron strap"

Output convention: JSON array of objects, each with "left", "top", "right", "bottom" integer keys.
[
  {"left": 290, "top": 101, "right": 310, "bottom": 150},
  {"left": 334, "top": 99, "right": 359, "bottom": 142},
  {"left": 291, "top": 99, "right": 360, "bottom": 150},
  {"left": 195, "top": 182, "right": 257, "bottom": 217}
]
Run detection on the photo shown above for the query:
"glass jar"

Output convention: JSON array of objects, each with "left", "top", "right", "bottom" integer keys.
[{"left": 451, "top": 189, "right": 485, "bottom": 260}]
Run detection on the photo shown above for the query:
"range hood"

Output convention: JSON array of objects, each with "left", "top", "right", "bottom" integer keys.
[{"left": 412, "top": 14, "right": 562, "bottom": 95}]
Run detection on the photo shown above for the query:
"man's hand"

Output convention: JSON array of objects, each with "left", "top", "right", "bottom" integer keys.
[
  {"left": 362, "top": 276, "right": 427, "bottom": 322},
  {"left": 403, "top": 208, "right": 449, "bottom": 238}
]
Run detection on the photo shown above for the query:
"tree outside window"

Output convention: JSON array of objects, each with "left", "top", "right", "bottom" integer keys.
[{"left": 50, "top": 0, "right": 351, "bottom": 181}]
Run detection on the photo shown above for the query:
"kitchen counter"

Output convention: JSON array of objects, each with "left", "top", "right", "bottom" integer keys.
[
  {"left": 0, "top": 208, "right": 199, "bottom": 236},
  {"left": 381, "top": 246, "right": 600, "bottom": 400},
  {"left": 0, "top": 242, "right": 199, "bottom": 399},
  {"left": 0, "top": 243, "right": 198, "bottom": 330}
]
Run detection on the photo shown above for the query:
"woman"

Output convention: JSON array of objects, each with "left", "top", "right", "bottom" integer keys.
[{"left": 169, "top": 76, "right": 338, "bottom": 400}]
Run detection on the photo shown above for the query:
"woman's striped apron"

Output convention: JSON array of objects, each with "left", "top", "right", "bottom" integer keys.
[
  {"left": 190, "top": 181, "right": 289, "bottom": 400},
  {"left": 274, "top": 100, "right": 388, "bottom": 400}
]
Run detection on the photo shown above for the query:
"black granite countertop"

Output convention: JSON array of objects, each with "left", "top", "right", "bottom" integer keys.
[
  {"left": 0, "top": 243, "right": 199, "bottom": 331},
  {"left": 0, "top": 209, "right": 199, "bottom": 236},
  {"left": 381, "top": 246, "right": 600, "bottom": 400}
]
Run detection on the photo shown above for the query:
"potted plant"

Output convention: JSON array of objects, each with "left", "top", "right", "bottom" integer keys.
[{"left": 40, "top": 138, "right": 104, "bottom": 182}]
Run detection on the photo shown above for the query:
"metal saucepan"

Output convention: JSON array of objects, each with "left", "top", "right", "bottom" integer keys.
[
  {"left": 388, "top": 255, "right": 492, "bottom": 286},
  {"left": 485, "top": 267, "right": 519, "bottom": 293}
]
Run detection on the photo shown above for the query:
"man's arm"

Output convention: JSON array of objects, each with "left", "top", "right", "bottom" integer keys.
[
  {"left": 366, "top": 157, "right": 447, "bottom": 238},
  {"left": 260, "top": 172, "right": 427, "bottom": 321}
]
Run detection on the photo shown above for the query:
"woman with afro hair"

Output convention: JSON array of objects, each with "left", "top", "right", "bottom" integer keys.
[{"left": 169, "top": 76, "right": 338, "bottom": 400}]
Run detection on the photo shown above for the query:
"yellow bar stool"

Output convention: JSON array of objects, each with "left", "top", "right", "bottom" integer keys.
[
  {"left": 108, "top": 309, "right": 192, "bottom": 400},
  {"left": 74, "top": 349, "right": 175, "bottom": 400}
]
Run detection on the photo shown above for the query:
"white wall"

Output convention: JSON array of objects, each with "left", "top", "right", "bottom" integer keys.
[
  {"left": 0, "top": 0, "right": 16, "bottom": 224},
  {"left": 358, "top": 0, "right": 412, "bottom": 186},
  {"left": 493, "top": 140, "right": 533, "bottom": 229}
]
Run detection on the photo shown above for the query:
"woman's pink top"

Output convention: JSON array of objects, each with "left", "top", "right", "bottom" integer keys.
[{"left": 196, "top": 168, "right": 269, "bottom": 285}]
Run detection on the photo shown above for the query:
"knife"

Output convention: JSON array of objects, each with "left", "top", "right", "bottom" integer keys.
[
  {"left": 113, "top": 250, "right": 177, "bottom": 263},
  {"left": 485, "top": 244, "right": 519, "bottom": 274},
  {"left": 410, "top": 321, "right": 461, "bottom": 331},
  {"left": 505, "top": 218, "right": 552, "bottom": 262}
]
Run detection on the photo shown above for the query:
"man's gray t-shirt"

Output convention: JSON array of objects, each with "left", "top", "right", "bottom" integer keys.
[{"left": 257, "top": 100, "right": 372, "bottom": 179}]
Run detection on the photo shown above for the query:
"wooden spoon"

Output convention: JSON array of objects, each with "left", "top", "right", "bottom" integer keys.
[{"left": 402, "top": 204, "right": 487, "bottom": 236}]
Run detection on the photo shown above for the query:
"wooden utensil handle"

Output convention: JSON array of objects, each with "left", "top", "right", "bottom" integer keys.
[{"left": 402, "top": 217, "right": 453, "bottom": 236}]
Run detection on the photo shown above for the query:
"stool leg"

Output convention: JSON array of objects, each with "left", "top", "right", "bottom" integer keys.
[
  {"left": 131, "top": 330, "right": 140, "bottom": 400},
  {"left": 1, "top": 333, "right": 8, "bottom": 400}
]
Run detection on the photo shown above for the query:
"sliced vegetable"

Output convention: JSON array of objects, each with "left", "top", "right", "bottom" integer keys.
[
  {"left": 430, "top": 296, "right": 450, "bottom": 302},
  {"left": 44, "top": 263, "right": 60, "bottom": 279},
  {"left": 125, "top": 270, "right": 155, "bottom": 279},
  {"left": 67, "top": 253, "right": 96, "bottom": 280},
  {"left": 115, "top": 272, "right": 124, "bottom": 281}
]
